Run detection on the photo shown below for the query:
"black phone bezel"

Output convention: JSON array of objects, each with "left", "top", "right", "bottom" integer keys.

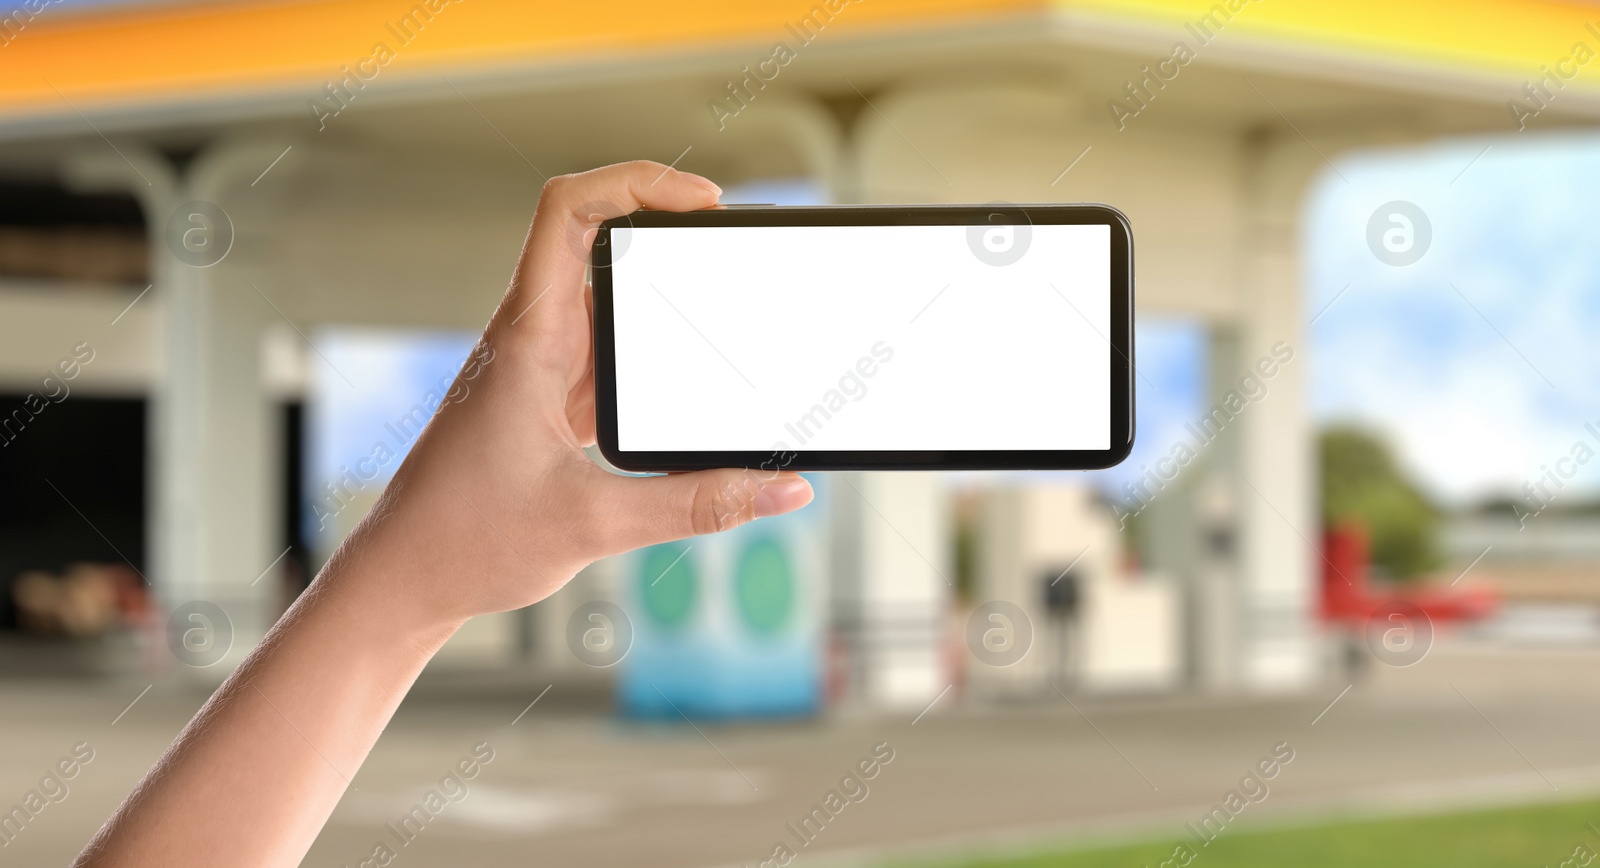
[{"left": 591, "top": 203, "right": 1134, "bottom": 472}]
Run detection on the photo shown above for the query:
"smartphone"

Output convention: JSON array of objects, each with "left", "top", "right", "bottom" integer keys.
[{"left": 591, "top": 203, "right": 1134, "bottom": 472}]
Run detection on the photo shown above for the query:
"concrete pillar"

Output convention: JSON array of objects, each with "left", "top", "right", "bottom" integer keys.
[
  {"left": 66, "top": 140, "right": 293, "bottom": 653},
  {"left": 690, "top": 93, "right": 958, "bottom": 708},
  {"left": 787, "top": 91, "right": 955, "bottom": 710},
  {"left": 1135, "top": 323, "right": 1252, "bottom": 692},
  {"left": 830, "top": 472, "right": 952, "bottom": 708},
  {"left": 1199, "top": 326, "right": 1247, "bottom": 690},
  {"left": 1229, "top": 133, "right": 1323, "bottom": 690}
]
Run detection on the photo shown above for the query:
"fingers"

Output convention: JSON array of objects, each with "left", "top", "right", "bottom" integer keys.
[
  {"left": 511, "top": 161, "right": 720, "bottom": 326},
  {"left": 592, "top": 468, "right": 813, "bottom": 556},
  {"left": 487, "top": 161, "right": 720, "bottom": 412}
]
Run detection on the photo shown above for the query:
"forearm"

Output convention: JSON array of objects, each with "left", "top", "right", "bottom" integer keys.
[{"left": 74, "top": 528, "right": 461, "bottom": 868}]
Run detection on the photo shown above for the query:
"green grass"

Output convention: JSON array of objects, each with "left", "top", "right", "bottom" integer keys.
[{"left": 903, "top": 798, "right": 1600, "bottom": 868}]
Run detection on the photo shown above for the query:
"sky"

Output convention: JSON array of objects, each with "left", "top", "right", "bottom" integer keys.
[
  {"left": 1304, "top": 132, "right": 1600, "bottom": 508},
  {"left": 308, "top": 329, "right": 476, "bottom": 546}
]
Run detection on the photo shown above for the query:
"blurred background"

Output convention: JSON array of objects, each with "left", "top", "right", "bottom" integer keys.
[{"left": 2, "top": 1, "right": 1599, "bottom": 865}]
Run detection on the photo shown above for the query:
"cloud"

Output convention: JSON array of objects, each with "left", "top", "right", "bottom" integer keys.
[{"left": 1305, "top": 132, "right": 1600, "bottom": 506}]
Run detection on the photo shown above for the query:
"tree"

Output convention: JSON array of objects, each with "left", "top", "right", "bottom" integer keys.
[{"left": 1320, "top": 426, "right": 1440, "bottom": 580}]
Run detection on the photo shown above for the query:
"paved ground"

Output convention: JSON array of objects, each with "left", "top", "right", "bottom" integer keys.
[{"left": 4, "top": 624, "right": 1600, "bottom": 868}]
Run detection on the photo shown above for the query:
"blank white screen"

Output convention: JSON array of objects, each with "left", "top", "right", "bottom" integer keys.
[{"left": 610, "top": 223, "right": 1112, "bottom": 452}]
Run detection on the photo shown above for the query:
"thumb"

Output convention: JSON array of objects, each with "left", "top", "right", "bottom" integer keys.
[{"left": 596, "top": 469, "right": 813, "bottom": 555}]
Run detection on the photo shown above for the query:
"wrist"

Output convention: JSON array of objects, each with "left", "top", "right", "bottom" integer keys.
[{"left": 310, "top": 519, "right": 467, "bottom": 661}]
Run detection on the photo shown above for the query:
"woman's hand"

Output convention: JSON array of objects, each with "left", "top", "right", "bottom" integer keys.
[
  {"left": 73, "top": 161, "right": 812, "bottom": 868},
  {"left": 333, "top": 160, "right": 813, "bottom": 634}
]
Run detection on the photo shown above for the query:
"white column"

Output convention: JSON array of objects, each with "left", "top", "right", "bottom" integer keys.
[
  {"left": 66, "top": 140, "right": 293, "bottom": 650},
  {"left": 157, "top": 198, "right": 207, "bottom": 609},
  {"left": 801, "top": 92, "right": 955, "bottom": 710},
  {"left": 830, "top": 472, "right": 952, "bottom": 708},
  {"left": 1231, "top": 136, "right": 1322, "bottom": 690},
  {"left": 1197, "top": 325, "right": 1247, "bottom": 691}
]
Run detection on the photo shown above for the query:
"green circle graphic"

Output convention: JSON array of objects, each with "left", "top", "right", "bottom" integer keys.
[
  {"left": 639, "top": 543, "right": 696, "bottom": 629},
  {"left": 735, "top": 537, "right": 795, "bottom": 635}
]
